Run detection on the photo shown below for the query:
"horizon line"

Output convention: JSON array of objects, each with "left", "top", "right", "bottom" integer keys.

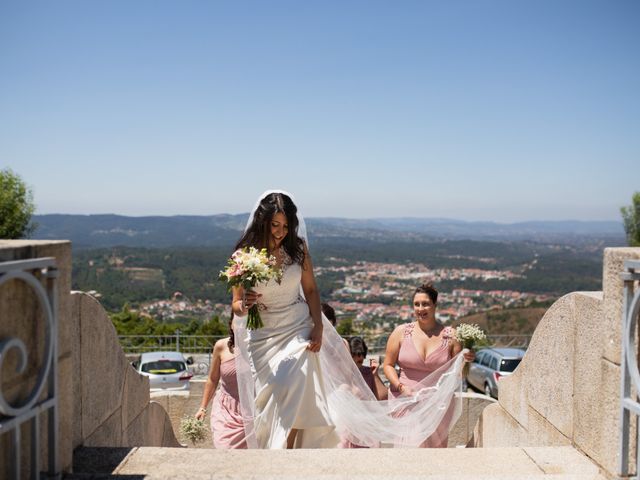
[{"left": 32, "top": 212, "right": 623, "bottom": 226}]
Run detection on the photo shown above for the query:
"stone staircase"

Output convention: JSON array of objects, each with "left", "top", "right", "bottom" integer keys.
[
  {"left": 4, "top": 242, "right": 638, "bottom": 480},
  {"left": 68, "top": 446, "right": 606, "bottom": 479}
]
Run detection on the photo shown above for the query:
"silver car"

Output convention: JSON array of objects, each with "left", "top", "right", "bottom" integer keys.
[
  {"left": 134, "top": 351, "right": 193, "bottom": 391},
  {"left": 466, "top": 348, "right": 525, "bottom": 398}
]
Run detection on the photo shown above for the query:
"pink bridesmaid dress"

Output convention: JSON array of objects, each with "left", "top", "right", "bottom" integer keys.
[
  {"left": 210, "top": 357, "right": 247, "bottom": 449},
  {"left": 389, "top": 323, "right": 454, "bottom": 448}
]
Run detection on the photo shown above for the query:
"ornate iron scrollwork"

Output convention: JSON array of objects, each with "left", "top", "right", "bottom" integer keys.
[
  {"left": 0, "top": 268, "right": 54, "bottom": 417},
  {"left": 620, "top": 259, "right": 640, "bottom": 478},
  {"left": 0, "top": 257, "right": 59, "bottom": 479}
]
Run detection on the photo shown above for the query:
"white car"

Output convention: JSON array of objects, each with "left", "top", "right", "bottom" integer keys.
[{"left": 134, "top": 351, "right": 193, "bottom": 391}]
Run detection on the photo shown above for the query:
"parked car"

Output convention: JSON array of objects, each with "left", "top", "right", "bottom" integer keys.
[
  {"left": 133, "top": 351, "right": 193, "bottom": 391},
  {"left": 466, "top": 348, "right": 525, "bottom": 398}
]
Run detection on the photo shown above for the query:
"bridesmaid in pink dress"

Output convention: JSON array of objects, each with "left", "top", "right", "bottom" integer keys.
[
  {"left": 195, "top": 318, "right": 247, "bottom": 449},
  {"left": 383, "top": 283, "right": 474, "bottom": 447}
]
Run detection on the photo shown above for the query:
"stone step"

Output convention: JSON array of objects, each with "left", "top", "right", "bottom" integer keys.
[{"left": 68, "top": 446, "right": 606, "bottom": 479}]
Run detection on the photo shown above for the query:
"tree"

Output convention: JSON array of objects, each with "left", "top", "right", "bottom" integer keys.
[
  {"left": 200, "top": 315, "right": 229, "bottom": 336},
  {"left": 336, "top": 317, "right": 354, "bottom": 336},
  {"left": 0, "top": 168, "right": 37, "bottom": 239},
  {"left": 621, "top": 192, "right": 640, "bottom": 247}
]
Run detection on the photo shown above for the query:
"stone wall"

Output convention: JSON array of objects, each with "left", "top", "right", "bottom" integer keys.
[
  {"left": 72, "top": 291, "right": 181, "bottom": 449},
  {"left": 0, "top": 241, "right": 180, "bottom": 478},
  {"left": 473, "top": 247, "right": 640, "bottom": 479}
]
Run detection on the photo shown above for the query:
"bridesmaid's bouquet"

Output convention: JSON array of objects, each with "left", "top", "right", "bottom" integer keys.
[
  {"left": 180, "top": 415, "right": 207, "bottom": 446},
  {"left": 219, "top": 247, "right": 282, "bottom": 329},
  {"left": 454, "top": 323, "right": 487, "bottom": 377}
]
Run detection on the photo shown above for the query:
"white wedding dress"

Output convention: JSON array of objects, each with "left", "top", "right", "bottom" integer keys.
[{"left": 236, "top": 252, "right": 340, "bottom": 448}]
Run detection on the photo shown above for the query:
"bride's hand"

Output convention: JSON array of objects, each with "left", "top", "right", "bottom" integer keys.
[
  {"left": 307, "top": 323, "right": 323, "bottom": 352},
  {"left": 243, "top": 290, "right": 261, "bottom": 310}
]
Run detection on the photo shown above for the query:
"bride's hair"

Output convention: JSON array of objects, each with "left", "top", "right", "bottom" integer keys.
[
  {"left": 235, "top": 192, "right": 305, "bottom": 265},
  {"left": 227, "top": 313, "right": 235, "bottom": 353},
  {"left": 414, "top": 283, "right": 438, "bottom": 304}
]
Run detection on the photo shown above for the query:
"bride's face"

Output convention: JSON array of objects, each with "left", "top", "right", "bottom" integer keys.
[
  {"left": 269, "top": 212, "right": 288, "bottom": 249},
  {"left": 413, "top": 293, "right": 436, "bottom": 322}
]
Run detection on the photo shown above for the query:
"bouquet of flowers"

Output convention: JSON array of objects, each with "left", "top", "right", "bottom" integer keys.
[
  {"left": 219, "top": 247, "right": 282, "bottom": 329},
  {"left": 454, "top": 323, "right": 487, "bottom": 376},
  {"left": 455, "top": 323, "right": 486, "bottom": 349},
  {"left": 180, "top": 415, "right": 207, "bottom": 446}
]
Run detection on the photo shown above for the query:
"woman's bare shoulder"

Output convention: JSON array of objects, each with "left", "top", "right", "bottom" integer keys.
[
  {"left": 213, "top": 337, "right": 230, "bottom": 355},
  {"left": 390, "top": 323, "right": 411, "bottom": 339}
]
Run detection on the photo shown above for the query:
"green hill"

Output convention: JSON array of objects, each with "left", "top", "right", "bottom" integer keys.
[{"left": 453, "top": 306, "right": 549, "bottom": 335}]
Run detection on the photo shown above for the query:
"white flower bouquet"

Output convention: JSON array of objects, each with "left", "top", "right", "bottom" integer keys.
[
  {"left": 454, "top": 323, "right": 487, "bottom": 349},
  {"left": 180, "top": 415, "right": 207, "bottom": 446},
  {"left": 454, "top": 323, "right": 487, "bottom": 376},
  {"left": 219, "top": 246, "right": 282, "bottom": 329}
]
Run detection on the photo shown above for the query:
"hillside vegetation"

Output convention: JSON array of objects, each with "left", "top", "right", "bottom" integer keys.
[{"left": 453, "top": 307, "right": 549, "bottom": 335}]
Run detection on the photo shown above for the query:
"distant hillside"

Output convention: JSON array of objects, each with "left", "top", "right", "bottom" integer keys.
[
  {"left": 32, "top": 214, "right": 625, "bottom": 249},
  {"left": 453, "top": 307, "right": 549, "bottom": 335},
  {"left": 33, "top": 214, "right": 246, "bottom": 248}
]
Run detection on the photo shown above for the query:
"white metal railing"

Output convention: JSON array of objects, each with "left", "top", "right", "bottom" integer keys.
[
  {"left": 0, "top": 257, "right": 60, "bottom": 480},
  {"left": 118, "top": 332, "right": 531, "bottom": 356},
  {"left": 118, "top": 333, "right": 223, "bottom": 354},
  {"left": 620, "top": 259, "right": 640, "bottom": 478}
]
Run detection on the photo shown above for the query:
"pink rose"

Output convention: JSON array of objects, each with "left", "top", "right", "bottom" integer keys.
[{"left": 228, "top": 264, "right": 244, "bottom": 278}]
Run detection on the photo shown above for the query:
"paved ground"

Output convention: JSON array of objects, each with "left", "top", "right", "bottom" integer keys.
[{"left": 67, "top": 446, "right": 606, "bottom": 479}]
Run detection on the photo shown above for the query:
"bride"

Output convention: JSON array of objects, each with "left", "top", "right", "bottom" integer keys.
[
  {"left": 231, "top": 191, "right": 338, "bottom": 448},
  {"left": 232, "top": 190, "right": 468, "bottom": 449}
]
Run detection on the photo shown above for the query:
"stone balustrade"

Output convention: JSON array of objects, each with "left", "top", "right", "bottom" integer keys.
[
  {"left": 473, "top": 247, "right": 640, "bottom": 479},
  {"left": 0, "top": 241, "right": 180, "bottom": 478}
]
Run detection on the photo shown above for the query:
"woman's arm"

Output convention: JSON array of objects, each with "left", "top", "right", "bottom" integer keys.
[
  {"left": 382, "top": 326, "right": 404, "bottom": 393},
  {"left": 195, "top": 340, "right": 224, "bottom": 420},
  {"left": 370, "top": 359, "right": 389, "bottom": 400},
  {"left": 300, "top": 245, "right": 323, "bottom": 352}
]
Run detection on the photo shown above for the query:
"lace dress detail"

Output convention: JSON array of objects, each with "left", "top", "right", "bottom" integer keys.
[
  {"left": 254, "top": 247, "right": 306, "bottom": 313},
  {"left": 442, "top": 326, "right": 453, "bottom": 346},
  {"left": 403, "top": 323, "right": 415, "bottom": 337}
]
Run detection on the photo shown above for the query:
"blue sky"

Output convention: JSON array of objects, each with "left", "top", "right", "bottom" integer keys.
[{"left": 1, "top": 1, "right": 638, "bottom": 221}]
